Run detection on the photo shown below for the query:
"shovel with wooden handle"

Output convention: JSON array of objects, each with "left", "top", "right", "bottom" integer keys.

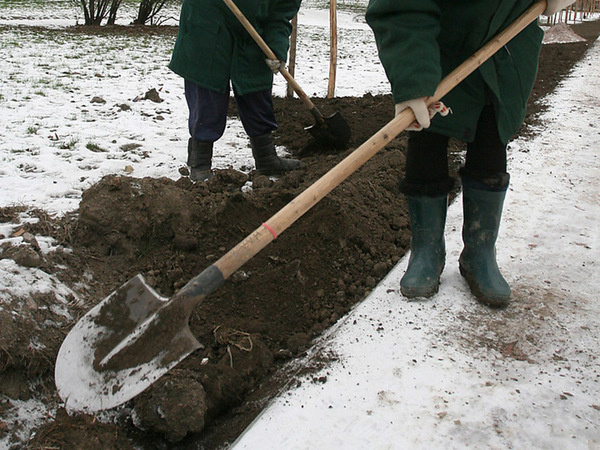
[
  {"left": 55, "top": 1, "right": 547, "bottom": 413},
  {"left": 223, "top": 0, "right": 351, "bottom": 149}
]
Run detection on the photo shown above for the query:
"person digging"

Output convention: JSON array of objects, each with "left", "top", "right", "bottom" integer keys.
[
  {"left": 366, "top": 0, "right": 575, "bottom": 307},
  {"left": 169, "top": 0, "right": 302, "bottom": 182}
]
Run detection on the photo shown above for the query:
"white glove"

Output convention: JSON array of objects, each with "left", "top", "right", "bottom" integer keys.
[
  {"left": 395, "top": 98, "right": 451, "bottom": 131},
  {"left": 265, "top": 58, "right": 284, "bottom": 73},
  {"left": 544, "top": 0, "right": 575, "bottom": 16}
]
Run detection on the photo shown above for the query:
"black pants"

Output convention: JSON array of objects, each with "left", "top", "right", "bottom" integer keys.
[
  {"left": 401, "top": 105, "right": 509, "bottom": 196},
  {"left": 185, "top": 80, "right": 277, "bottom": 142}
]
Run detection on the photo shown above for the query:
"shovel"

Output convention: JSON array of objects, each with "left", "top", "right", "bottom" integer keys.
[
  {"left": 55, "top": 0, "right": 547, "bottom": 413},
  {"left": 223, "top": 0, "right": 351, "bottom": 149}
]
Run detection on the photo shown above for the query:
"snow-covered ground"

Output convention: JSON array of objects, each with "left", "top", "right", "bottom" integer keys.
[
  {"left": 233, "top": 36, "right": 600, "bottom": 449},
  {"left": 1, "top": 2, "right": 599, "bottom": 448},
  {"left": 0, "top": 5, "right": 386, "bottom": 214}
]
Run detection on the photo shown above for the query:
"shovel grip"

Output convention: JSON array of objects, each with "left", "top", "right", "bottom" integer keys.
[
  {"left": 178, "top": 264, "right": 226, "bottom": 312},
  {"left": 309, "top": 105, "right": 326, "bottom": 125}
]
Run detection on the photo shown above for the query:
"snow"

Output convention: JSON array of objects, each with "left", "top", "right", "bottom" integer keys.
[
  {"left": 233, "top": 35, "right": 600, "bottom": 449},
  {"left": 0, "top": 399, "right": 51, "bottom": 445},
  {"left": 1, "top": 2, "right": 599, "bottom": 448}
]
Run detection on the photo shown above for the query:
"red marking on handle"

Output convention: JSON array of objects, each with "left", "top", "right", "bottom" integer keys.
[{"left": 262, "top": 222, "right": 277, "bottom": 239}]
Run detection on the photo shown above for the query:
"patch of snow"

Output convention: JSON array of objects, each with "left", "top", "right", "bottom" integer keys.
[
  {"left": 0, "top": 398, "right": 53, "bottom": 448},
  {"left": 0, "top": 259, "right": 79, "bottom": 308}
]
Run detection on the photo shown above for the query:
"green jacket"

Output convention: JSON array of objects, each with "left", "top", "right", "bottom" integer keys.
[
  {"left": 169, "top": 0, "right": 301, "bottom": 95},
  {"left": 366, "top": 1, "right": 544, "bottom": 144}
]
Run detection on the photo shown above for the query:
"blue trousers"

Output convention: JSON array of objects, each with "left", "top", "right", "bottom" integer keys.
[{"left": 185, "top": 80, "right": 278, "bottom": 142}]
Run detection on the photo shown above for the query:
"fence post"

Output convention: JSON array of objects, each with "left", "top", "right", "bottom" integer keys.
[{"left": 286, "top": 14, "right": 298, "bottom": 99}]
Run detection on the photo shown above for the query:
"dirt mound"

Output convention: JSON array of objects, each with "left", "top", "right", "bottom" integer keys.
[
  {"left": 22, "top": 142, "right": 414, "bottom": 447},
  {"left": 2, "top": 19, "right": 599, "bottom": 449},
  {"left": 543, "top": 22, "right": 586, "bottom": 44}
]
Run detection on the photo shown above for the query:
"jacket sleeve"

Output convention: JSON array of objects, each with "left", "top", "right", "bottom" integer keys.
[
  {"left": 262, "top": 0, "right": 302, "bottom": 60},
  {"left": 365, "top": 0, "right": 442, "bottom": 104}
]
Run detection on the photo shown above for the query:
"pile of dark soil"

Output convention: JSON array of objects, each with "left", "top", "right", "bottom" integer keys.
[{"left": 1, "top": 19, "right": 598, "bottom": 450}]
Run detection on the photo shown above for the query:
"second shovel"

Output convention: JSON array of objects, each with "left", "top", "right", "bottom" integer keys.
[{"left": 223, "top": 0, "right": 351, "bottom": 150}]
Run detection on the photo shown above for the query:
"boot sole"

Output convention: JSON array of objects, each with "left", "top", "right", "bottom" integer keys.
[
  {"left": 400, "top": 283, "right": 440, "bottom": 299},
  {"left": 459, "top": 264, "right": 510, "bottom": 308},
  {"left": 257, "top": 166, "right": 301, "bottom": 177}
]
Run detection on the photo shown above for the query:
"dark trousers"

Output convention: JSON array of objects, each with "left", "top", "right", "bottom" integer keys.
[
  {"left": 402, "top": 105, "right": 508, "bottom": 195},
  {"left": 185, "top": 80, "right": 278, "bottom": 142}
]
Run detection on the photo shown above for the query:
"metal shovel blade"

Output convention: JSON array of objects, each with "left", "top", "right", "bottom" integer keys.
[
  {"left": 306, "top": 110, "right": 351, "bottom": 150},
  {"left": 55, "top": 274, "right": 202, "bottom": 413}
]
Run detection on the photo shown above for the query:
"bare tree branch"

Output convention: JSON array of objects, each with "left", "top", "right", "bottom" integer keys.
[{"left": 134, "top": 0, "right": 174, "bottom": 26}]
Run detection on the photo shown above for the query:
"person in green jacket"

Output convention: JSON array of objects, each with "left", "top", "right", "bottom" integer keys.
[
  {"left": 169, "top": 0, "right": 302, "bottom": 182},
  {"left": 366, "top": 0, "right": 574, "bottom": 307}
]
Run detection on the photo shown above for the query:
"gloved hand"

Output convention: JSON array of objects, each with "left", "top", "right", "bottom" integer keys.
[
  {"left": 544, "top": 0, "right": 575, "bottom": 15},
  {"left": 395, "top": 98, "right": 451, "bottom": 131},
  {"left": 265, "top": 58, "right": 284, "bottom": 74}
]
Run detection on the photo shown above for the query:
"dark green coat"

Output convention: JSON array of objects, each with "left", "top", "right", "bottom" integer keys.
[
  {"left": 169, "top": 0, "right": 301, "bottom": 95},
  {"left": 366, "top": 0, "right": 544, "bottom": 144}
]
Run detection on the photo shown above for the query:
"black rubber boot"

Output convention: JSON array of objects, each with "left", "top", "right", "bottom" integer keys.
[
  {"left": 459, "top": 179, "right": 511, "bottom": 308},
  {"left": 250, "top": 133, "right": 301, "bottom": 176},
  {"left": 400, "top": 194, "right": 448, "bottom": 298},
  {"left": 187, "top": 138, "right": 213, "bottom": 182}
]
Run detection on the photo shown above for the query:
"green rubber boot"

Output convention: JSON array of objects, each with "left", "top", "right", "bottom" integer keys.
[
  {"left": 187, "top": 139, "right": 213, "bottom": 182},
  {"left": 250, "top": 133, "right": 301, "bottom": 176},
  {"left": 400, "top": 195, "right": 448, "bottom": 298},
  {"left": 459, "top": 183, "right": 511, "bottom": 307}
]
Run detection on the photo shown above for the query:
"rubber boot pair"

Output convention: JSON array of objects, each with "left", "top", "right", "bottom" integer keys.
[
  {"left": 188, "top": 133, "right": 301, "bottom": 181},
  {"left": 250, "top": 132, "right": 301, "bottom": 176},
  {"left": 187, "top": 138, "right": 213, "bottom": 182},
  {"left": 401, "top": 182, "right": 510, "bottom": 307}
]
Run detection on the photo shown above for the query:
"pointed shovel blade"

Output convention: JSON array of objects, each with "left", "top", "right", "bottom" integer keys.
[
  {"left": 306, "top": 111, "right": 351, "bottom": 150},
  {"left": 55, "top": 274, "right": 202, "bottom": 413}
]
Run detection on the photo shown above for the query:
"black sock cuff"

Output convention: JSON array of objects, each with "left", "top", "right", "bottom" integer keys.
[{"left": 399, "top": 177, "right": 456, "bottom": 197}]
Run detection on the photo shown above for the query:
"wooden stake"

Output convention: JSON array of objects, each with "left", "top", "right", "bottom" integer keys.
[
  {"left": 287, "top": 14, "right": 298, "bottom": 99},
  {"left": 327, "top": 0, "right": 337, "bottom": 99}
]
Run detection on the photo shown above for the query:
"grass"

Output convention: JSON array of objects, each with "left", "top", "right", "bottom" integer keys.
[
  {"left": 85, "top": 142, "right": 106, "bottom": 153},
  {"left": 9, "top": 147, "right": 40, "bottom": 156},
  {"left": 59, "top": 138, "right": 78, "bottom": 150}
]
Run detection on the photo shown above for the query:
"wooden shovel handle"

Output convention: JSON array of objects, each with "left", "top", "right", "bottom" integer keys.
[
  {"left": 212, "top": 1, "right": 546, "bottom": 281},
  {"left": 223, "top": 0, "right": 317, "bottom": 111}
]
